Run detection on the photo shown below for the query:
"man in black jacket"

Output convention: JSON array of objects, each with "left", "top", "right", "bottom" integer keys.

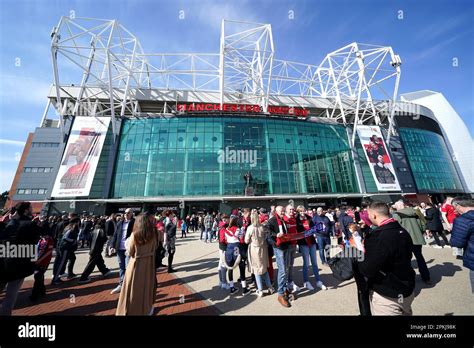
[
  {"left": 109, "top": 208, "right": 135, "bottom": 294},
  {"left": 0, "top": 201, "right": 41, "bottom": 315},
  {"left": 358, "top": 201, "right": 416, "bottom": 315},
  {"left": 78, "top": 219, "right": 111, "bottom": 283}
]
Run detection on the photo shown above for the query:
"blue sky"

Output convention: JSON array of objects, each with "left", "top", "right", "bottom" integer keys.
[{"left": 0, "top": 0, "right": 473, "bottom": 192}]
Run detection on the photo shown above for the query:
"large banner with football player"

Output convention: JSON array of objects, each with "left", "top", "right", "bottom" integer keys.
[
  {"left": 51, "top": 117, "right": 110, "bottom": 197},
  {"left": 356, "top": 125, "right": 400, "bottom": 191}
]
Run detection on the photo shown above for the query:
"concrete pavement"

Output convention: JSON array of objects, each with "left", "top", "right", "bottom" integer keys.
[{"left": 171, "top": 231, "right": 474, "bottom": 315}]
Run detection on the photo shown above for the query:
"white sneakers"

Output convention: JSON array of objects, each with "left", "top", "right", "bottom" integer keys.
[
  {"left": 304, "top": 281, "right": 314, "bottom": 290},
  {"left": 267, "top": 287, "right": 275, "bottom": 295},
  {"left": 288, "top": 281, "right": 300, "bottom": 292},
  {"left": 110, "top": 285, "right": 122, "bottom": 294},
  {"left": 316, "top": 281, "right": 327, "bottom": 290},
  {"left": 255, "top": 290, "right": 264, "bottom": 298}
]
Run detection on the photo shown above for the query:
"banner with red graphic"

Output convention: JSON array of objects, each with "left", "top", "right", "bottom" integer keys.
[
  {"left": 356, "top": 125, "right": 400, "bottom": 191},
  {"left": 51, "top": 117, "right": 110, "bottom": 197}
]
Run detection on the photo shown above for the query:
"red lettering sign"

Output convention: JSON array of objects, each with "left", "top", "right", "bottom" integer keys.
[{"left": 176, "top": 103, "right": 307, "bottom": 118}]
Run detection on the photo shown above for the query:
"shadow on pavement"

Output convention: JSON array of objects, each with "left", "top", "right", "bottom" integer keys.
[{"left": 413, "top": 262, "right": 463, "bottom": 297}]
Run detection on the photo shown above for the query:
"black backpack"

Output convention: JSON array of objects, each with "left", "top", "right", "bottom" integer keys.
[{"left": 327, "top": 248, "right": 356, "bottom": 281}]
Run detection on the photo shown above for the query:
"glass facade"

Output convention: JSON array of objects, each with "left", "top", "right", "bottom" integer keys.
[
  {"left": 112, "top": 116, "right": 359, "bottom": 197},
  {"left": 399, "top": 127, "right": 463, "bottom": 192}
]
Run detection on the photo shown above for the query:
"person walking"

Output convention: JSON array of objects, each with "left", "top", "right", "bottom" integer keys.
[
  {"left": 425, "top": 202, "right": 450, "bottom": 248},
  {"left": 78, "top": 219, "right": 111, "bottom": 283},
  {"left": 109, "top": 208, "right": 135, "bottom": 294},
  {"left": 393, "top": 200, "right": 431, "bottom": 284},
  {"left": 450, "top": 197, "right": 474, "bottom": 293},
  {"left": 52, "top": 217, "right": 80, "bottom": 284},
  {"left": 358, "top": 201, "right": 416, "bottom": 315},
  {"left": 116, "top": 213, "right": 157, "bottom": 316},
  {"left": 296, "top": 205, "right": 327, "bottom": 291},
  {"left": 245, "top": 211, "right": 275, "bottom": 297}
]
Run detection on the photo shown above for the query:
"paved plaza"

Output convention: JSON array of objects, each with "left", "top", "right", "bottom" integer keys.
[{"left": 2, "top": 231, "right": 473, "bottom": 316}]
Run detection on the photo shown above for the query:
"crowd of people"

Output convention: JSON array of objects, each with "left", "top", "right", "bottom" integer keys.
[{"left": 0, "top": 195, "right": 473, "bottom": 316}]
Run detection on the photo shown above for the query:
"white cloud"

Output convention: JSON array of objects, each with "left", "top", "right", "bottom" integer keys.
[
  {"left": 0, "top": 155, "right": 20, "bottom": 163},
  {"left": 0, "top": 74, "right": 51, "bottom": 106},
  {"left": 0, "top": 139, "right": 25, "bottom": 146},
  {"left": 0, "top": 168, "right": 17, "bottom": 192},
  {"left": 409, "top": 29, "right": 473, "bottom": 63},
  {"left": 195, "top": 1, "right": 261, "bottom": 32}
]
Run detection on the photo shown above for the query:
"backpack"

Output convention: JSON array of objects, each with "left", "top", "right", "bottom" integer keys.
[{"left": 327, "top": 248, "right": 355, "bottom": 281}]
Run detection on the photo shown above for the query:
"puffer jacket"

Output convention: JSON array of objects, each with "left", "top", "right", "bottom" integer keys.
[
  {"left": 393, "top": 207, "right": 426, "bottom": 246},
  {"left": 450, "top": 210, "right": 474, "bottom": 271}
]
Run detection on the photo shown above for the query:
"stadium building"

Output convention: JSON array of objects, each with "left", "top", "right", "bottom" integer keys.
[{"left": 7, "top": 17, "right": 473, "bottom": 215}]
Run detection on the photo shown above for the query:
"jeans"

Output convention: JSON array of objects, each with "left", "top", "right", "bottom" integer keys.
[
  {"left": 412, "top": 244, "right": 430, "bottom": 281},
  {"left": 316, "top": 235, "right": 330, "bottom": 264},
  {"left": 117, "top": 249, "right": 127, "bottom": 285},
  {"left": 206, "top": 228, "right": 213, "bottom": 242},
  {"left": 299, "top": 244, "right": 321, "bottom": 283},
  {"left": 273, "top": 247, "right": 290, "bottom": 295},
  {"left": 255, "top": 272, "right": 272, "bottom": 291},
  {"left": 287, "top": 245, "right": 297, "bottom": 284},
  {"left": 218, "top": 250, "right": 227, "bottom": 284},
  {"left": 0, "top": 278, "right": 24, "bottom": 315}
]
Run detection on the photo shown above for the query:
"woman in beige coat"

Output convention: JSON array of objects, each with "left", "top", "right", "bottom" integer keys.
[
  {"left": 116, "top": 213, "right": 157, "bottom": 315},
  {"left": 245, "top": 211, "right": 275, "bottom": 297}
]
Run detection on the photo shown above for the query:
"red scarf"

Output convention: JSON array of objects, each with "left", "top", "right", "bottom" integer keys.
[{"left": 379, "top": 217, "right": 395, "bottom": 227}]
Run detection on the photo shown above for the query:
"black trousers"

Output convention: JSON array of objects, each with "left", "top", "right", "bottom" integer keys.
[
  {"left": 227, "top": 261, "right": 246, "bottom": 284},
  {"left": 352, "top": 262, "right": 371, "bottom": 316},
  {"left": 412, "top": 244, "right": 430, "bottom": 281},
  {"left": 167, "top": 249, "right": 175, "bottom": 270},
  {"left": 80, "top": 253, "right": 109, "bottom": 280},
  {"left": 431, "top": 229, "right": 450, "bottom": 246},
  {"left": 31, "top": 269, "right": 46, "bottom": 299}
]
